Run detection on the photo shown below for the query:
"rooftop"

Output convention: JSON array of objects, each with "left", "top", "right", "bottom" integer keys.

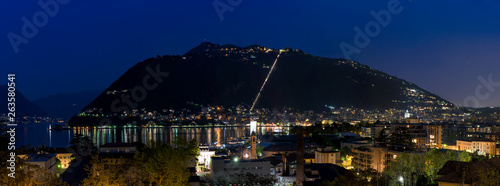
[
  {"left": 24, "top": 154, "right": 57, "bottom": 162},
  {"left": 435, "top": 157, "right": 500, "bottom": 184},
  {"left": 457, "top": 138, "right": 496, "bottom": 142}
]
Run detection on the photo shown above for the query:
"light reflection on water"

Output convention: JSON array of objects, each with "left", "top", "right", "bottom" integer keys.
[
  {"left": 74, "top": 126, "right": 289, "bottom": 147},
  {"left": 16, "top": 123, "right": 290, "bottom": 148}
]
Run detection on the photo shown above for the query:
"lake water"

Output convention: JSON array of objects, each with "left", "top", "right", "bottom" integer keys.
[{"left": 15, "top": 123, "right": 290, "bottom": 148}]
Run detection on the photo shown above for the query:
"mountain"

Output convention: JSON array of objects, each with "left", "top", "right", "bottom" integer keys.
[
  {"left": 80, "top": 42, "right": 453, "bottom": 114},
  {"left": 0, "top": 85, "right": 49, "bottom": 117},
  {"left": 33, "top": 89, "right": 104, "bottom": 119}
]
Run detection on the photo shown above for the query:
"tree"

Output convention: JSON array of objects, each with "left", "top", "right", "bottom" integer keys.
[
  {"left": 256, "top": 145, "right": 265, "bottom": 157},
  {"left": 424, "top": 149, "right": 449, "bottom": 184},
  {"left": 384, "top": 152, "right": 426, "bottom": 186},
  {"left": 134, "top": 140, "right": 197, "bottom": 185},
  {"left": 423, "top": 149, "right": 471, "bottom": 184},
  {"left": 81, "top": 155, "right": 129, "bottom": 185},
  {"left": 471, "top": 150, "right": 487, "bottom": 162},
  {"left": 69, "top": 134, "right": 96, "bottom": 156},
  {"left": 0, "top": 151, "right": 63, "bottom": 185},
  {"left": 454, "top": 150, "right": 472, "bottom": 162},
  {"left": 188, "top": 138, "right": 200, "bottom": 156},
  {"left": 386, "top": 149, "right": 472, "bottom": 185},
  {"left": 210, "top": 172, "right": 276, "bottom": 185},
  {"left": 320, "top": 171, "right": 369, "bottom": 186},
  {"left": 475, "top": 166, "right": 500, "bottom": 186},
  {"left": 24, "top": 168, "right": 64, "bottom": 185},
  {"left": 340, "top": 147, "right": 352, "bottom": 157},
  {"left": 375, "top": 128, "right": 388, "bottom": 144},
  {"left": 388, "top": 127, "right": 413, "bottom": 148}
]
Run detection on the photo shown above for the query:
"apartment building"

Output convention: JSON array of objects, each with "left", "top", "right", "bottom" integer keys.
[
  {"left": 456, "top": 139, "right": 496, "bottom": 156},
  {"left": 351, "top": 145, "right": 425, "bottom": 173},
  {"left": 314, "top": 147, "right": 341, "bottom": 165}
]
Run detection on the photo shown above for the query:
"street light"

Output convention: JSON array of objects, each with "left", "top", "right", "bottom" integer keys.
[{"left": 399, "top": 176, "right": 404, "bottom": 185}]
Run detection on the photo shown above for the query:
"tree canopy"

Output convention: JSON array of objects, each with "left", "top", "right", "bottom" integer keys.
[
  {"left": 384, "top": 149, "right": 471, "bottom": 185},
  {"left": 80, "top": 138, "right": 200, "bottom": 186}
]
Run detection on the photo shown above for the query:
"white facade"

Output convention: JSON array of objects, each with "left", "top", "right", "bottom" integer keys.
[
  {"left": 198, "top": 146, "right": 215, "bottom": 169},
  {"left": 457, "top": 140, "right": 496, "bottom": 156},
  {"left": 211, "top": 157, "right": 270, "bottom": 177}
]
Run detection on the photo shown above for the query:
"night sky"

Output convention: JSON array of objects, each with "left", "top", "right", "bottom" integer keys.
[{"left": 2, "top": 0, "right": 500, "bottom": 107}]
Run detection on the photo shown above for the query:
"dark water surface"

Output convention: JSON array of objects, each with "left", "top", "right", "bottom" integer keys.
[{"left": 15, "top": 123, "right": 290, "bottom": 148}]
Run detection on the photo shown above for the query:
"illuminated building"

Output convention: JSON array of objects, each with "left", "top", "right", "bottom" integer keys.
[
  {"left": 456, "top": 139, "right": 496, "bottom": 156},
  {"left": 198, "top": 146, "right": 215, "bottom": 169},
  {"left": 390, "top": 123, "right": 443, "bottom": 149},
  {"left": 210, "top": 157, "right": 271, "bottom": 177},
  {"left": 351, "top": 145, "right": 425, "bottom": 173},
  {"left": 314, "top": 147, "right": 341, "bottom": 165}
]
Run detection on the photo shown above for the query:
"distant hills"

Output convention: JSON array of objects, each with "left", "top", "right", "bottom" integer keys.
[
  {"left": 0, "top": 85, "right": 49, "bottom": 117},
  {"left": 33, "top": 89, "right": 104, "bottom": 119},
  {"left": 0, "top": 86, "right": 103, "bottom": 120},
  {"left": 79, "top": 42, "right": 453, "bottom": 114}
]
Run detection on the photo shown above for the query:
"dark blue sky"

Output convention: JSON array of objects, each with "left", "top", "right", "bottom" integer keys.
[{"left": 2, "top": 0, "right": 500, "bottom": 107}]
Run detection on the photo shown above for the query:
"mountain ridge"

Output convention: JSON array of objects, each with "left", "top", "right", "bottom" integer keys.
[
  {"left": 78, "top": 42, "right": 453, "bottom": 115},
  {"left": 33, "top": 89, "right": 104, "bottom": 119},
  {"left": 0, "top": 85, "right": 49, "bottom": 117}
]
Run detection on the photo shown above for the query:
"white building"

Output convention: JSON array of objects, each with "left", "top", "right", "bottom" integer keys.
[
  {"left": 198, "top": 146, "right": 215, "bottom": 169},
  {"left": 457, "top": 139, "right": 496, "bottom": 156},
  {"left": 211, "top": 157, "right": 271, "bottom": 177}
]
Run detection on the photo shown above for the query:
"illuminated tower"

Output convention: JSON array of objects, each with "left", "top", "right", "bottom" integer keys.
[{"left": 251, "top": 131, "right": 257, "bottom": 159}]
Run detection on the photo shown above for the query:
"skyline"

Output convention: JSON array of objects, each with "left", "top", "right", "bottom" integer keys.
[{"left": 2, "top": 0, "right": 500, "bottom": 107}]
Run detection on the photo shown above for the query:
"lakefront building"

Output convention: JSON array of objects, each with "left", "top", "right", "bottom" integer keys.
[
  {"left": 456, "top": 139, "right": 496, "bottom": 156},
  {"left": 197, "top": 146, "right": 215, "bottom": 169}
]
